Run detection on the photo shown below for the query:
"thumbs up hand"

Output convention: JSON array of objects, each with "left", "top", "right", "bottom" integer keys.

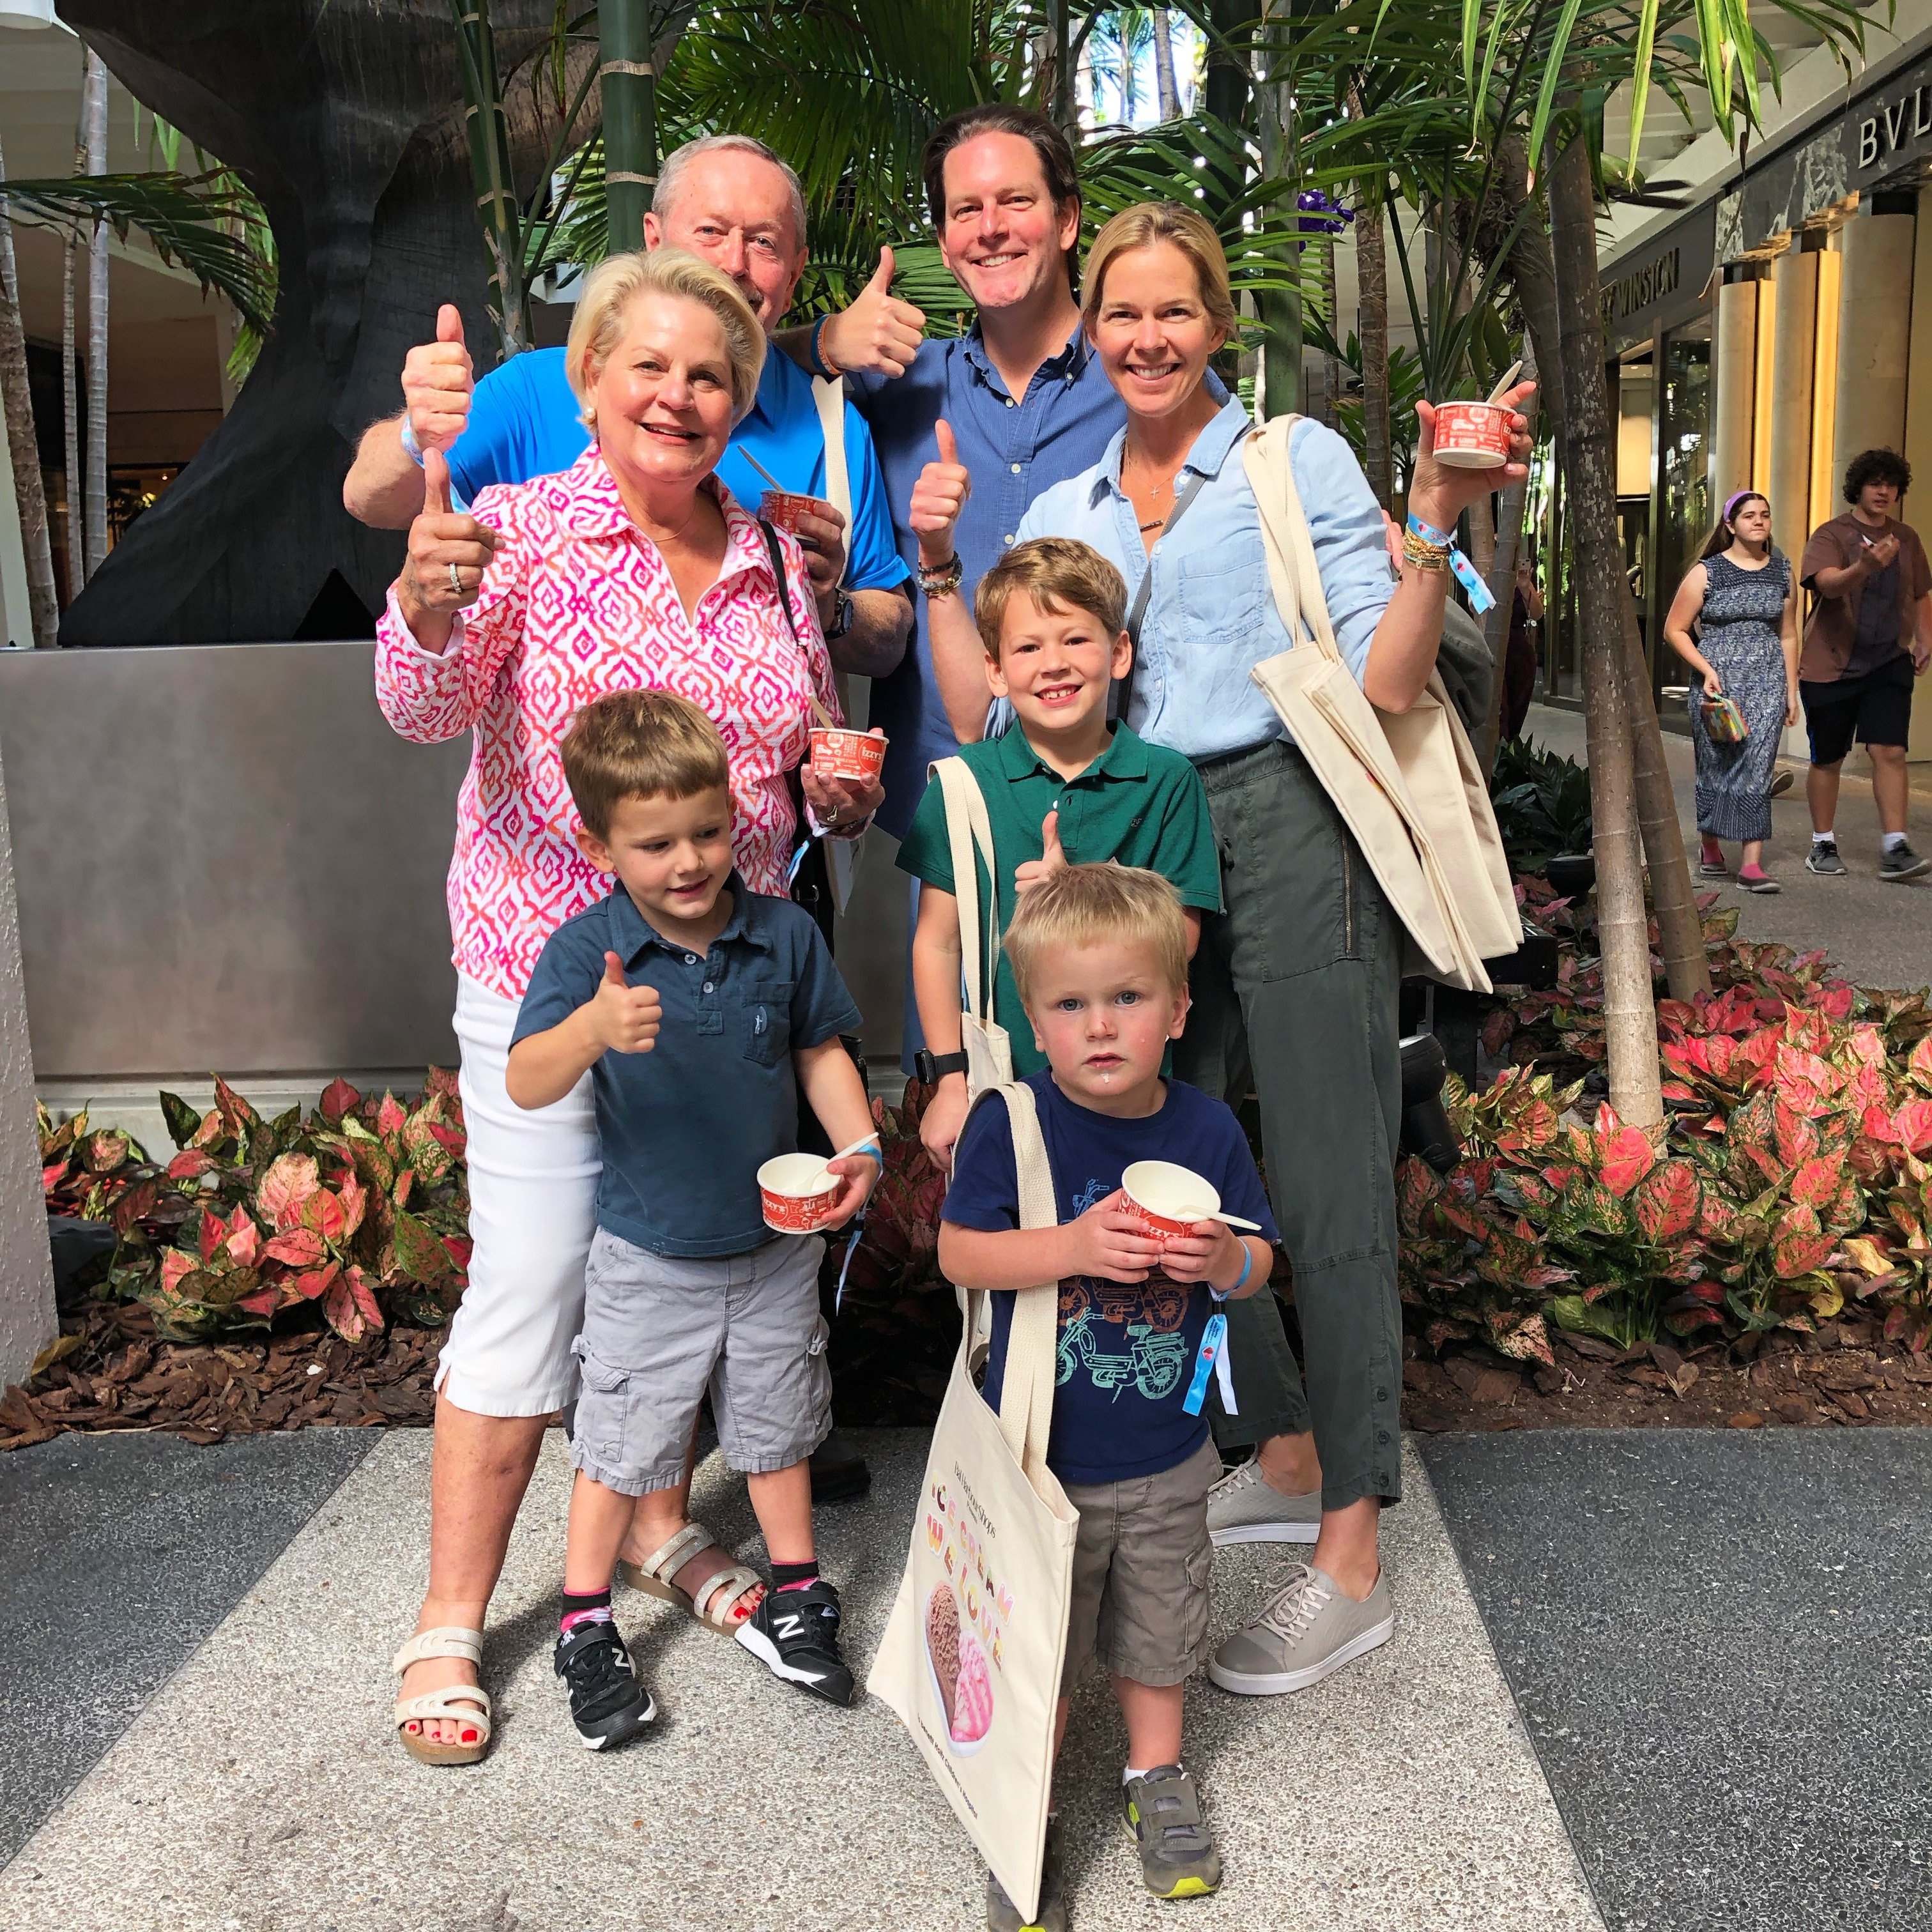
[
  {"left": 818, "top": 246, "right": 926, "bottom": 378},
  {"left": 588, "top": 951, "right": 663, "bottom": 1055},
  {"left": 401, "top": 303, "right": 475, "bottom": 456},
  {"left": 910, "top": 418, "right": 972, "bottom": 569},
  {"left": 1014, "top": 806, "right": 1069, "bottom": 894},
  {"left": 399, "top": 447, "right": 500, "bottom": 644}
]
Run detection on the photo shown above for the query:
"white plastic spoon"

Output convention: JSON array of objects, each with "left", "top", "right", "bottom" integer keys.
[
  {"left": 1179, "top": 1206, "right": 1264, "bottom": 1232},
  {"left": 811, "top": 1133, "right": 884, "bottom": 1188},
  {"left": 1485, "top": 359, "right": 1524, "bottom": 406}
]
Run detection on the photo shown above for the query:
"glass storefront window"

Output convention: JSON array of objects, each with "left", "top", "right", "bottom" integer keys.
[{"left": 1658, "top": 317, "right": 1713, "bottom": 706}]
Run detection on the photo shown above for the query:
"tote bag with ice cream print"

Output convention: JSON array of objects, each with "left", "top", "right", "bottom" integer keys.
[{"left": 869, "top": 1080, "right": 1078, "bottom": 1923}]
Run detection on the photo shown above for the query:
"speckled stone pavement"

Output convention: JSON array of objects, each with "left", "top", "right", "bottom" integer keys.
[{"left": 0, "top": 1430, "right": 1599, "bottom": 1932}]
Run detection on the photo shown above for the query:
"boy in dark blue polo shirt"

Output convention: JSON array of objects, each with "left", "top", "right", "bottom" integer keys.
[
  {"left": 898, "top": 537, "right": 1220, "bottom": 1174},
  {"left": 507, "top": 691, "right": 880, "bottom": 1746},
  {"left": 939, "top": 863, "right": 1276, "bottom": 1928}
]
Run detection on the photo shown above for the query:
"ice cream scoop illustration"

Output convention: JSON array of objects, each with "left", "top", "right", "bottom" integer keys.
[{"left": 924, "top": 1581, "right": 994, "bottom": 1753}]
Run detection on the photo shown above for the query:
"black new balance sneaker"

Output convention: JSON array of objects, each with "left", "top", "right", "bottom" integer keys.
[
  {"left": 733, "top": 1577, "right": 856, "bottom": 1706},
  {"left": 553, "top": 1619, "right": 656, "bottom": 1749}
]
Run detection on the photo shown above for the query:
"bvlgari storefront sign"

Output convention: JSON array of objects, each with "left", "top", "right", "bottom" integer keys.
[{"left": 1855, "top": 65, "right": 1932, "bottom": 174}]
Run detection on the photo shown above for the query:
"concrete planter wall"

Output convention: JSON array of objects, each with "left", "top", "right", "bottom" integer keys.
[{"left": 0, "top": 641, "right": 909, "bottom": 1146}]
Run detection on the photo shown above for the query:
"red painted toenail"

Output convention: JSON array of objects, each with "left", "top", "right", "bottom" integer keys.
[
  {"left": 461, "top": 1729, "right": 478, "bottom": 1744},
  {"left": 406, "top": 1722, "right": 419, "bottom": 1733}
]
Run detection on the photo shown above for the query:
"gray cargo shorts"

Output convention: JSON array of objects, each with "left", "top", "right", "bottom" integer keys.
[
  {"left": 570, "top": 1226, "right": 832, "bottom": 1498},
  {"left": 1060, "top": 1436, "right": 1220, "bottom": 1692}
]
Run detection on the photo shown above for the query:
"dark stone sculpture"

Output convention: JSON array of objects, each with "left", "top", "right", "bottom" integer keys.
[{"left": 56, "top": 1, "right": 590, "bottom": 645}]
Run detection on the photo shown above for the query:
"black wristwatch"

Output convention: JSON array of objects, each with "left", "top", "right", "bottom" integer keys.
[
  {"left": 825, "top": 592, "right": 854, "bottom": 640},
  {"left": 914, "top": 1048, "right": 970, "bottom": 1085}
]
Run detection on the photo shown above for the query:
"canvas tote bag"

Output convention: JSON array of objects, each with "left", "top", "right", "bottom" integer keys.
[
  {"left": 869, "top": 1079, "right": 1079, "bottom": 1923},
  {"left": 1241, "top": 415, "right": 1521, "bottom": 991},
  {"left": 930, "top": 756, "right": 1017, "bottom": 1095}
]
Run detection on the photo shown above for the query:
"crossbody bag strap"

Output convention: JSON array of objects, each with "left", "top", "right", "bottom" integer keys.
[
  {"left": 1115, "top": 464, "right": 1213, "bottom": 723},
  {"left": 932, "top": 757, "right": 1004, "bottom": 1031},
  {"left": 1245, "top": 415, "right": 1344, "bottom": 666}
]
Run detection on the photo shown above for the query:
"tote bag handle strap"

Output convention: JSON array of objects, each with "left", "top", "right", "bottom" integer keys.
[
  {"left": 1246, "top": 415, "right": 1344, "bottom": 667},
  {"left": 932, "top": 756, "right": 1004, "bottom": 1031},
  {"left": 962, "top": 1080, "right": 1060, "bottom": 1478}
]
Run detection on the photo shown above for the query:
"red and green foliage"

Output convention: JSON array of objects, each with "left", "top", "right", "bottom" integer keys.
[
  {"left": 1402, "top": 882, "right": 1932, "bottom": 1357},
  {"left": 40, "top": 1073, "right": 471, "bottom": 1343}
]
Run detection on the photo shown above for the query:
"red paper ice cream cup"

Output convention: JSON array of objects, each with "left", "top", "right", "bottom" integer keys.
[
  {"left": 1121, "top": 1160, "right": 1221, "bottom": 1245},
  {"left": 809, "top": 727, "right": 887, "bottom": 785},
  {"left": 1429, "top": 399, "right": 1514, "bottom": 469},
  {"left": 758, "top": 1153, "right": 842, "bottom": 1234},
  {"left": 760, "top": 489, "right": 823, "bottom": 534}
]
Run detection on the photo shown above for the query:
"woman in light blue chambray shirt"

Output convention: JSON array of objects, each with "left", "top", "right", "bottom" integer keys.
[{"left": 915, "top": 202, "right": 1533, "bottom": 1703}]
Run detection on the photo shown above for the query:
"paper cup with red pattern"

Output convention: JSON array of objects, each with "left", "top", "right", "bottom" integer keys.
[
  {"left": 1429, "top": 399, "right": 1514, "bottom": 469},
  {"left": 758, "top": 1153, "right": 841, "bottom": 1234},
  {"left": 760, "top": 489, "right": 822, "bottom": 534},
  {"left": 1121, "top": 1160, "right": 1221, "bottom": 1247},
  {"left": 810, "top": 727, "right": 887, "bottom": 786}
]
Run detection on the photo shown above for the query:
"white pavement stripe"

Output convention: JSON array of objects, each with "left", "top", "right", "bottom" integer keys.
[{"left": 0, "top": 1432, "right": 1602, "bottom": 1932}]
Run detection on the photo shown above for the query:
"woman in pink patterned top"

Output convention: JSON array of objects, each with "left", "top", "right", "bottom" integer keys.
[{"left": 377, "top": 249, "right": 882, "bottom": 1766}]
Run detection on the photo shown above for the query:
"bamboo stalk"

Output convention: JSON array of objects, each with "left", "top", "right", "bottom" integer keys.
[
  {"left": 0, "top": 131, "right": 59, "bottom": 650},
  {"left": 1549, "top": 134, "right": 1662, "bottom": 1130},
  {"left": 600, "top": 0, "right": 656, "bottom": 254},
  {"left": 454, "top": 0, "right": 530, "bottom": 356},
  {"left": 81, "top": 50, "right": 109, "bottom": 581},
  {"left": 62, "top": 240, "right": 81, "bottom": 603}
]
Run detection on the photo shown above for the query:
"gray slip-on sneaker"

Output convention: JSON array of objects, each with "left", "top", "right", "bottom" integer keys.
[
  {"left": 1879, "top": 841, "right": 1931, "bottom": 882},
  {"left": 1206, "top": 1459, "right": 1322, "bottom": 1546},
  {"left": 1805, "top": 839, "right": 1847, "bottom": 876},
  {"left": 1207, "top": 1562, "right": 1394, "bottom": 1696}
]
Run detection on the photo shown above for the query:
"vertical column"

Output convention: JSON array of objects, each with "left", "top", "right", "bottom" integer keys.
[
  {"left": 1904, "top": 188, "right": 1932, "bottom": 764},
  {"left": 1809, "top": 240, "right": 1842, "bottom": 543},
  {"left": 0, "top": 751, "right": 54, "bottom": 1388},
  {"left": 1709, "top": 268, "right": 1759, "bottom": 511},
  {"left": 1768, "top": 240, "right": 1819, "bottom": 569},
  {"left": 1831, "top": 195, "right": 1916, "bottom": 488}
]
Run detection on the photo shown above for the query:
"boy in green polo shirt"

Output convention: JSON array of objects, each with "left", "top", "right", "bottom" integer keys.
[{"left": 898, "top": 536, "right": 1221, "bottom": 1171}]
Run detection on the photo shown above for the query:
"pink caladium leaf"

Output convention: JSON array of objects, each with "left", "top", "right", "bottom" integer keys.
[
  {"left": 257, "top": 1153, "right": 321, "bottom": 1232},
  {"left": 1895, "top": 1100, "right": 1932, "bottom": 1156},
  {"left": 223, "top": 1208, "right": 260, "bottom": 1269},
  {"left": 376, "top": 1092, "right": 408, "bottom": 1138},
  {"left": 319, "top": 1077, "right": 362, "bottom": 1124},
  {"left": 291, "top": 1262, "right": 341, "bottom": 1301},
  {"left": 263, "top": 1227, "right": 328, "bottom": 1268},
  {"left": 299, "top": 1185, "right": 348, "bottom": 1245},
  {"left": 167, "top": 1149, "right": 217, "bottom": 1182},
  {"left": 321, "top": 1273, "right": 372, "bottom": 1343},
  {"left": 1632, "top": 1160, "right": 1701, "bottom": 1243},
  {"left": 198, "top": 1206, "right": 229, "bottom": 1264},
  {"left": 1771, "top": 1204, "right": 1836, "bottom": 1278},
  {"left": 1598, "top": 1126, "right": 1657, "bottom": 1197},
  {"left": 159, "top": 1248, "right": 196, "bottom": 1294},
  {"left": 336, "top": 1170, "right": 367, "bottom": 1241}
]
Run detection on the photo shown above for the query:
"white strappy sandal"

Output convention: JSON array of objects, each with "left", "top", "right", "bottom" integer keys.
[
  {"left": 392, "top": 1626, "right": 493, "bottom": 1765},
  {"left": 617, "top": 1522, "right": 764, "bottom": 1633}
]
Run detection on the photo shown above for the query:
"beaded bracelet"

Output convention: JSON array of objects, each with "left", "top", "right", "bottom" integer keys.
[{"left": 917, "top": 553, "right": 964, "bottom": 599}]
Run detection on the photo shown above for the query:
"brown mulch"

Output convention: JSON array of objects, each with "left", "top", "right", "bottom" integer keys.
[
  {"left": 0, "top": 1298, "right": 445, "bottom": 1452},
  {"left": 1403, "top": 1315, "right": 1932, "bottom": 1433}
]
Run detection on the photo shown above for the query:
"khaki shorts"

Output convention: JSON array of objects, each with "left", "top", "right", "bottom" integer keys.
[
  {"left": 1061, "top": 1436, "right": 1220, "bottom": 1692},
  {"left": 571, "top": 1227, "right": 831, "bottom": 1498}
]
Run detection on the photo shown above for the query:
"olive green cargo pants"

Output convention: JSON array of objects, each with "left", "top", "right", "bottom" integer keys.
[{"left": 1177, "top": 741, "right": 1406, "bottom": 1511}]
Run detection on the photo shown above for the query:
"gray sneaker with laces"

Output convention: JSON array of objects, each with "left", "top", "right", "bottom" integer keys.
[
  {"left": 1123, "top": 1765, "right": 1222, "bottom": 1898},
  {"left": 1205, "top": 1459, "right": 1321, "bottom": 1546},
  {"left": 1880, "top": 841, "right": 1931, "bottom": 882},
  {"left": 1806, "top": 839, "right": 1846, "bottom": 876},
  {"left": 1207, "top": 1562, "right": 1394, "bottom": 1696}
]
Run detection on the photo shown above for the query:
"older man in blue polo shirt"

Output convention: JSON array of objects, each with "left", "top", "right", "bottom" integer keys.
[{"left": 343, "top": 134, "right": 911, "bottom": 678}]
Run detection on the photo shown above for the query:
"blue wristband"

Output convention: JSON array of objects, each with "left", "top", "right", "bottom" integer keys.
[
  {"left": 1209, "top": 1243, "right": 1253, "bottom": 1303},
  {"left": 1407, "top": 511, "right": 1452, "bottom": 549},
  {"left": 1406, "top": 512, "right": 1496, "bottom": 615},
  {"left": 399, "top": 416, "right": 426, "bottom": 468}
]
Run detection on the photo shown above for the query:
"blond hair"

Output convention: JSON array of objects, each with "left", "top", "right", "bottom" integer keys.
[
  {"left": 975, "top": 537, "right": 1128, "bottom": 661},
  {"left": 565, "top": 247, "right": 765, "bottom": 433},
  {"left": 561, "top": 689, "right": 730, "bottom": 838},
  {"left": 1004, "top": 863, "right": 1190, "bottom": 1007},
  {"left": 1082, "top": 202, "right": 1236, "bottom": 342}
]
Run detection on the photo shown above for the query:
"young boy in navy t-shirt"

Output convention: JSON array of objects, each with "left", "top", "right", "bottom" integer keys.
[{"left": 939, "top": 862, "right": 1277, "bottom": 1929}]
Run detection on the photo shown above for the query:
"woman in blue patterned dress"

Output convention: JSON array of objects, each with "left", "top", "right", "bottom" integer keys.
[{"left": 1662, "top": 489, "right": 1800, "bottom": 891}]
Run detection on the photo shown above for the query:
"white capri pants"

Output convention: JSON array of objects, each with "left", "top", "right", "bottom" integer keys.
[{"left": 434, "top": 973, "right": 601, "bottom": 1417}]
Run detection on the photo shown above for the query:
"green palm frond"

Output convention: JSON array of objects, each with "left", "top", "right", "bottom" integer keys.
[{"left": 0, "top": 169, "right": 277, "bottom": 337}]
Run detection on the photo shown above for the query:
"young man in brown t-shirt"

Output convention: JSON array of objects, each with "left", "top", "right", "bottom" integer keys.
[{"left": 1798, "top": 448, "right": 1932, "bottom": 881}]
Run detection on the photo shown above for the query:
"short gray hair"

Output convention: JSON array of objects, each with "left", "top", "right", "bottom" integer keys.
[{"left": 655, "top": 134, "right": 808, "bottom": 255}]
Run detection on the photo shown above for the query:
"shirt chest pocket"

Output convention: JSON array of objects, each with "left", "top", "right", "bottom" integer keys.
[
  {"left": 1174, "top": 535, "right": 1268, "bottom": 637},
  {"left": 741, "top": 979, "right": 795, "bottom": 1066}
]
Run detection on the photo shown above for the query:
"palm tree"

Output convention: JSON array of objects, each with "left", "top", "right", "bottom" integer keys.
[
  {"left": 1090, "top": 9, "right": 1155, "bottom": 125},
  {"left": 0, "top": 130, "right": 59, "bottom": 651},
  {"left": 1151, "top": 8, "right": 1182, "bottom": 119}
]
